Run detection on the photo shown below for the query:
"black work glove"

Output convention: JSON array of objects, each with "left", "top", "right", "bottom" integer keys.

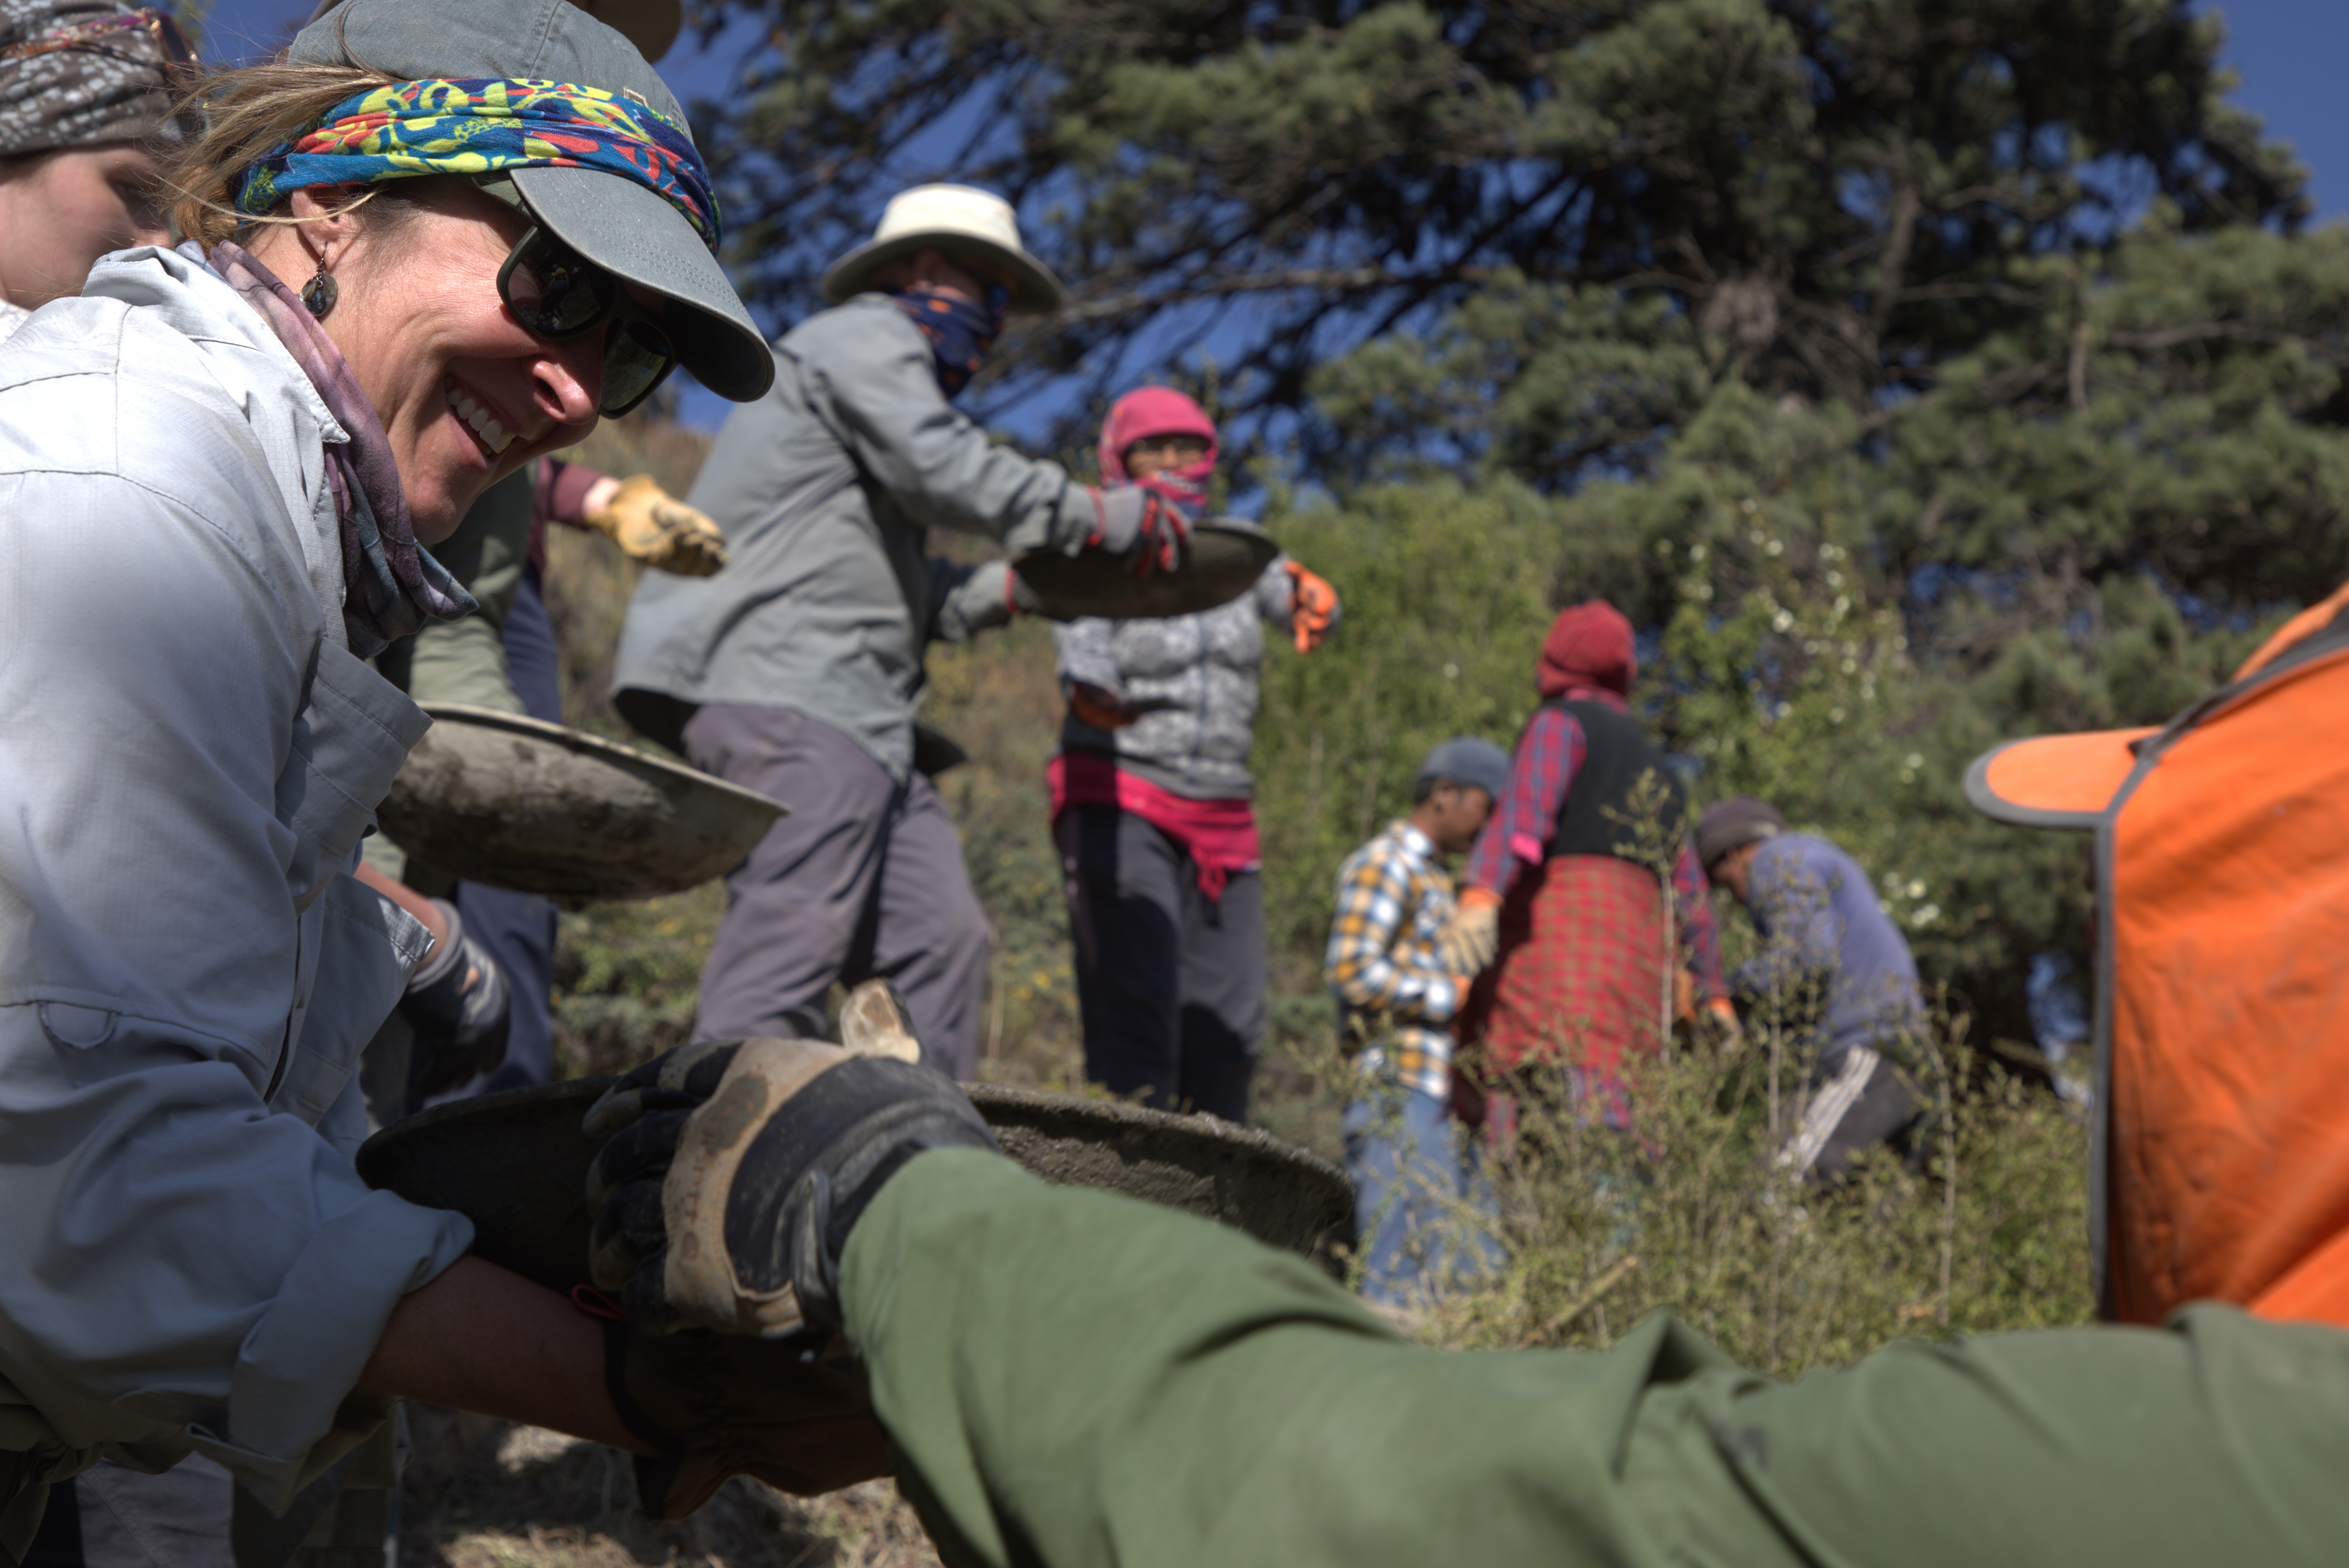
[
  {"left": 599, "top": 1317, "right": 892, "bottom": 1518},
  {"left": 582, "top": 1035, "right": 999, "bottom": 1340},
  {"left": 400, "top": 898, "right": 511, "bottom": 1096}
]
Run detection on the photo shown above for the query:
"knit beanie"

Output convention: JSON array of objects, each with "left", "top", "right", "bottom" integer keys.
[
  {"left": 1696, "top": 796, "right": 1787, "bottom": 872},
  {"left": 1537, "top": 601, "right": 1635, "bottom": 698}
]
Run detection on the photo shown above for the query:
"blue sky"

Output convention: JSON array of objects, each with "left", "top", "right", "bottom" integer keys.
[{"left": 193, "top": 0, "right": 2349, "bottom": 434}]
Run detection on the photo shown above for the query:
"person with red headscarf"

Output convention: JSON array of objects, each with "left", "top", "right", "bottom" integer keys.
[
  {"left": 1048, "top": 387, "right": 1341, "bottom": 1121},
  {"left": 1439, "top": 603, "right": 1734, "bottom": 1117}
]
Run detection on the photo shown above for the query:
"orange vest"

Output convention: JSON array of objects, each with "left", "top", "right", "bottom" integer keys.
[{"left": 1968, "top": 597, "right": 2349, "bottom": 1327}]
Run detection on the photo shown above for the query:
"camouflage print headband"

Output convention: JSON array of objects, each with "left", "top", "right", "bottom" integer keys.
[{"left": 0, "top": 1, "right": 195, "bottom": 160}]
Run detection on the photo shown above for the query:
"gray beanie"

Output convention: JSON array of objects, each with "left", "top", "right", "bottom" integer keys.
[
  {"left": 1417, "top": 737, "right": 1510, "bottom": 801},
  {"left": 1696, "top": 795, "right": 1786, "bottom": 872},
  {"left": 0, "top": 2, "right": 193, "bottom": 160}
]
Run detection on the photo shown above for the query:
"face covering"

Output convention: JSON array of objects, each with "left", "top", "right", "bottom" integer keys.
[{"left": 889, "top": 281, "right": 1009, "bottom": 398}]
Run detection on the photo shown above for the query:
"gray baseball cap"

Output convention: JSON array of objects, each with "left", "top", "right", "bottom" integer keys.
[
  {"left": 291, "top": 0, "right": 773, "bottom": 403},
  {"left": 1417, "top": 737, "right": 1509, "bottom": 801}
]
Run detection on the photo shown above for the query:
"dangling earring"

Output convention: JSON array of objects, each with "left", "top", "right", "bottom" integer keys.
[{"left": 300, "top": 251, "right": 338, "bottom": 319}]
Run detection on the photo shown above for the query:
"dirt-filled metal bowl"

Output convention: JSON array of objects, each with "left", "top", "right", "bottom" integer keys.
[
  {"left": 961, "top": 1084, "right": 1352, "bottom": 1265},
  {"left": 375, "top": 704, "right": 785, "bottom": 901},
  {"left": 1015, "top": 520, "right": 1280, "bottom": 621},
  {"left": 355, "top": 1077, "right": 1354, "bottom": 1294}
]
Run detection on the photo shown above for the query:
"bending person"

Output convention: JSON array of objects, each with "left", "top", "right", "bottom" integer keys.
[
  {"left": 1697, "top": 797, "right": 1925, "bottom": 1182},
  {"left": 1052, "top": 387, "right": 1341, "bottom": 1119},
  {"left": 0, "top": 0, "right": 883, "bottom": 1554},
  {"left": 614, "top": 186, "right": 1189, "bottom": 1080}
]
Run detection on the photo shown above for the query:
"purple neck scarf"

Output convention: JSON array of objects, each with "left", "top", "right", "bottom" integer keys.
[{"left": 199, "top": 240, "right": 474, "bottom": 656}]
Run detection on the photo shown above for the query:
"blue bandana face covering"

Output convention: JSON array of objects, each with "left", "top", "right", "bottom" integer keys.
[{"left": 889, "top": 282, "right": 1010, "bottom": 398}]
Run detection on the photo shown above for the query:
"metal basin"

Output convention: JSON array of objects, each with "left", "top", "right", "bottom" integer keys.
[
  {"left": 963, "top": 1084, "right": 1352, "bottom": 1265},
  {"left": 1016, "top": 520, "right": 1280, "bottom": 621},
  {"left": 355, "top": 1077, "right": 1353, "bottom": 1294},
  {"left": 375, "top": 704, "right": 785, "bottom": 901}
]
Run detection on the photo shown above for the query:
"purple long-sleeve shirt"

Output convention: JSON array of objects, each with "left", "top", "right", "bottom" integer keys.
[
  {"left": 1465, "top": 688, "right": 1728, "bottom": 1001},
  {"left": 1734, "top": 833, "right": 1924, "bottom": 1070}
]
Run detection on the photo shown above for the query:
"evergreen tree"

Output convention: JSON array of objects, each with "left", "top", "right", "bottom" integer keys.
[
  {"left": 697, "top": 0, "right": 2301, "bottom": 460},
  {"left": 696, "top": 0, "right": 2344, "bottom": 1047}
]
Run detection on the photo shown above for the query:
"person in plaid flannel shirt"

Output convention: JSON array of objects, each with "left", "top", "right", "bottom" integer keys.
[{"left": 1325, "top": 737, "right": 1511, "bottom": 1309}]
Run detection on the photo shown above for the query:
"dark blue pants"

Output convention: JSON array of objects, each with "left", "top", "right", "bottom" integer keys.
[{"left": 447, "top": 567, "right": 560, "bottom": 1094}]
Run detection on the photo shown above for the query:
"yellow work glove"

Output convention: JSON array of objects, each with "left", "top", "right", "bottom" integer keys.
[
  {"left": 586, "top": 474, "right": 729, "bottom": 576},
  {"left": 1435, "top": 886, "right": 1503, "bottom": 977}
]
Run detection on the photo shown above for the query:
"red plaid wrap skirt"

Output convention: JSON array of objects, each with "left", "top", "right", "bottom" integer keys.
[{"left": 1461, "top": 854, "right": 1673, "bottom": 1082}]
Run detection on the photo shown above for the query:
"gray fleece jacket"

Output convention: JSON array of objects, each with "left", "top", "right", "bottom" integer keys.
[
  {"left": 613, "top": 295, "right": 1101, "bottom": 781},
  {"left": 1053, "top": 552, "right": 1339, "bottom": 800}
]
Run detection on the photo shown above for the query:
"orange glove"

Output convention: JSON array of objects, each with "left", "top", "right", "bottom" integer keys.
[
  {"left": 1069, "top": 682, "right": 1134, "bottom": 730},
  {"left": 1285, "top": 561, "right": 1338, "bottom": 653},
  {"left": 1701, "top": 996, "right": 1743, "bottom": 1052}
]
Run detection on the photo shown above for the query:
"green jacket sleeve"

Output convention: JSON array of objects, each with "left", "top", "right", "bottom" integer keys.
[
  {"left": 842, "top": 1150, "right": 2349, "bottom": 1568},
  {"left": 838, "top": 1150, "right": 1730, "bottom": 1568}
]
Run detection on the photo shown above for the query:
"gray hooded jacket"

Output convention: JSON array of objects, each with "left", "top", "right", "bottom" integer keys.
[{"left": 614, "top": 294, "right": 1101, "bottom": 781}]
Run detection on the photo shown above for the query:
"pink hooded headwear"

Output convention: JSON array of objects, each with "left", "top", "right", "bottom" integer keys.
[{"left": 1099, "top": 386, "right": 1220, "bottom": 508}]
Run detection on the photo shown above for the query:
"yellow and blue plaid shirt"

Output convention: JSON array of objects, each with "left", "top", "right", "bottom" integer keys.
[{"left": 1324, "top": 819, "right": 1462, "bottom": 1098}]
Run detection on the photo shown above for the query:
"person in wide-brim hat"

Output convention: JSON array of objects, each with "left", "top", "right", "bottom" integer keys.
[
  {"left": 614, "top": 179, "right": 1187, "bottom": 1106},
  {"left": 820, "top": 181, "right": 1069, "bottom": 316}
]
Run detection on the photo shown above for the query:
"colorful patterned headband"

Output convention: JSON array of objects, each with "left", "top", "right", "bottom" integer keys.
[{"left": 235, "top": 78, "right": 719, "bottom": 253}]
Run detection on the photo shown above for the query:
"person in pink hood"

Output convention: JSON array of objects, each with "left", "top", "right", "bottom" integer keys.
[{"left": 1048, "top": 387, "right": 1341, "bottom": 1120}]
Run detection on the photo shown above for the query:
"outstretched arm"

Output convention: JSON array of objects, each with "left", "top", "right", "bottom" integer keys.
[{"left": 844, "top": 1151, "right": 2349, "bottom": 1568}]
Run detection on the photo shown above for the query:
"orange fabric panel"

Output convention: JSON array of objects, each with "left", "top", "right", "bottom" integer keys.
[
  {"left": 2234, "top": 580, "right": 2349, "bottom": 682},
  {"left": 1978, "top": 729, "right": 2154, "bottom": 818},
  {"left": 2249, "top": 1224, "right": 2349, "bottom": 1328},
  {"left": 2106, "top": 644, "right": 2349, "bottom": 1325}
]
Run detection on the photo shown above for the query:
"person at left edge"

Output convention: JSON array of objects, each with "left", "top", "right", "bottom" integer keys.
[
  {"left": 613, "top": 184, "right": 1191, "bottom": 1080},
  {"left": 0, "top": 0, "right": 888, "bottom": 1557}
]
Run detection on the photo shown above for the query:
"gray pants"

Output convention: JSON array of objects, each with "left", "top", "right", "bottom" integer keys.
[
  {"left": 686, "top": 704, "right": 990, "bottom": 1079},
  {"left": 1057, "top": 805, "right": 1264, "bottom": 1122}
]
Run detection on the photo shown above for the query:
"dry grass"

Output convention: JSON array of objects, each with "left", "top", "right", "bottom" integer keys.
[{"left": 397, "top": 1410, "right": 941, "bottom": 1568}]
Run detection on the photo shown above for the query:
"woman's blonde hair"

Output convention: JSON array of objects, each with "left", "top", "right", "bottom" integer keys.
[{"left": 161, "top": 61, "right": 401, "bottom": 247}]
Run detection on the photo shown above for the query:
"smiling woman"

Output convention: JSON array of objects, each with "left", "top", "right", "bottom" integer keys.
[{"left": 0, "top": 0, "right": 872, "bottom": 1559}]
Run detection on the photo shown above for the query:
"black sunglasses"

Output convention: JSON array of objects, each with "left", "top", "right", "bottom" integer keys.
[{"left": 496, "top": 226, "right": 680, "bottom": 417}]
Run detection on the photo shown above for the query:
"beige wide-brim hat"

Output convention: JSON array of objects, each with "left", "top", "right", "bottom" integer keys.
[{"left": 821, "top": 183, "right": 1068, "bottom": 315}]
